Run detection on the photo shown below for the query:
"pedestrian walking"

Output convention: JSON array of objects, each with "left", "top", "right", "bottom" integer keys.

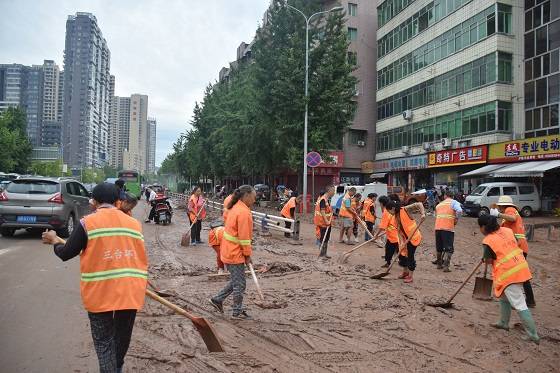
[
  {"left": 209, "top": 185, "right": 255, "bottom": 319},
  {"left": 477, "top": 214, "right": 539, "bottom": 343},
  {"left": 338, "top": 187, "right": 357, "bottom": 244},
  {"left": 41, "top": 183, "right": 148, "bottom": 373},
  {"left": 490, "top": 196, "right": 535, "bottom": 307},
  {"left": 187, "top": 186, "right": 206, "bottom": 245},
  {"left": 362, "top": 193, "right": 377, "bottom": 241},
  {"left": 315, "top": 185, "right": 335, "bottom": 258},
  {"left": 387, "top": 199, "right": 426, "bottom": 283},
  {"left": 434, "top": 189, "right": 462, "bottom": 272},
  {"left": 208, "top": 221, "right": 226, "bottom": 275},
  {"left": 373, "top": 196, "right": 399, "bottom": 268},
  {"left": 280, "top": 193, "right": 302, "bottom": 237}
]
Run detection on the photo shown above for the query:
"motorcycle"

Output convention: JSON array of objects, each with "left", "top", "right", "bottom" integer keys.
[{"left": 153, "top": 197, "right": 173, "bottom": 225}]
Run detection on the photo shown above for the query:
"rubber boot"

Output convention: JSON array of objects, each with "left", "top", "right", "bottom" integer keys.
[
  {"left": 518, "top": 309, "right": 540, "bottom": 344},
  {"left": 523, "top": 280, "right": 536, "bottom": 308},
  {"left": 432, "top": 252, "right": 442, "bottom": 267},
  {"left": 442, "top": 252, "right": 452, "bottom": 272},
  {"left": 403, "top": 271, "right": 413, "bottom": 283},
  {"left": 491, "top": 298, "right": 511, "bottom": 330},
  {"left": 398, "top": 270, "right": 409, "bottom": 279}
]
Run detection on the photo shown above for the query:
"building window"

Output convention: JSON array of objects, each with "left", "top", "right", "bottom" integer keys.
[
  {"left": 349, "top": 129, "right": 366, "bottom": 145},
  {"left": 497, "top": 4, "right": 512, "bottom": 33},
  {"left": 348, "top": 3, "right": 357, "bottom": 17},
  {"left": 348, "top": 27, "right": 357, "bottom": 41},
  {"left": 347, "top": 51, "right": 357, "bottom": 66}
]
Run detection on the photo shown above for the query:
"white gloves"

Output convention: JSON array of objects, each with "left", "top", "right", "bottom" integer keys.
[{"left": 489, "top": 208, "right": 500, "bottom": 217}]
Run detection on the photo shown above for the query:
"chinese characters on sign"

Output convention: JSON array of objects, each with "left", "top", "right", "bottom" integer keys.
[
  {"left": 488, "top": 135, "right": 560, "bottom": 163},
  {"left": 428, "top": 146, "right": 487, "bottom": 167},
  {"left": 373, "top": 155, "right": 428, "bottom": 172}
]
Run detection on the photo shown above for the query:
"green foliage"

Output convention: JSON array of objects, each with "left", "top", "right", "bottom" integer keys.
[
  {"left": 81, "top": 168, "right": 105, "bottom": 184},
  {"left": 165, "top": 0, "right": 357, "bottom": 182},
  {"left": 0, "top": 107, "right": 32, "bottom": 173},
  {"left": 29, "top": 160, "right": 66, "bottom": 177}
]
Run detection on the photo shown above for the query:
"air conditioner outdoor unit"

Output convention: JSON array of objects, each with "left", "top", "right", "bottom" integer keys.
[
  {"left": 441, "top": 138, "right": 452, "bottom": 148},
  {"left": 401, "top": 145, "right": 410, "bottom": 154},
  {"left": 402, "top": 110, "right": 413, "bottom": 120},
  {"left": 423, "top": 142, "right": 433, "bottom": 151},
  {"left": 357, "top": 140, "right": 365, "bottom": 147}
]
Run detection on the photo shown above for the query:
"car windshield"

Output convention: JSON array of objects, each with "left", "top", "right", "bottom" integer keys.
[
  {"left": 471, "top": 186, "right": 486, "bottom": 196},
  {"left": 7, "top": 180, "right": 59, "bottom": 194}
]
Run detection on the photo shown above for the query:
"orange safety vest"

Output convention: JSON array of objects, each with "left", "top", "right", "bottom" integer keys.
[
  {"left": 188, "top": 194, "right": 206, "bottom": 222},
  {"left": 314, "top": 195, "right": 333, "bottom": 227},
  {"left": 379, "top": 208, "right": 398, "bottom": 243},
  {"left": 220, "top": 200, "right": 253, "bottom": 264},
  {"left": 397, "top": 209, "right": 422, "bottom": 255},
  {"left": 339, "top": 193, "right": 354, "bottom": 218},
  {"left": 435, "top": 198, "right": 456, "bottom": 231},
  {"left": 501, "top": 207, "right": 529, "bottom": 253},
  {"left": 80, "top": 208, "right": 147, "bottom": 313},
  {"left": 362, "top": 198, "right": 376, "bottom": 223},
  {"left": 209, "top": 226, "right": 224, "bottom": 248},
  {"left": 281, "top": 197, "right": 297, "bottom": 219},
  {"left": 483, "top": 227, "right": 532, "bottom": 297},
  {"left": 223, "top": 194, "right": 233, "bottom": 221}
]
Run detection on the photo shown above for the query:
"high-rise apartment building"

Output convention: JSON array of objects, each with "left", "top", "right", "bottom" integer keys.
[
  {"left": 373, "top": 0, "right": 524, "bottom": 191},
  {"left": 108, "top": 75, "right": 119, "bottom": 168},
  {"left": 116, "top": 96, "right": 131, "bottom": 169},
  {"left": 63, "top": 12, "right": 111, "bottom": 169},
  {"left": 123, "top": 94, "right": 149, "bottom": 172},
  {"left": 147, "top": 117, "right": 157, "bottom": 174},
  {"left": 41, "top": 60, "right": 62, "bottom": 146}
]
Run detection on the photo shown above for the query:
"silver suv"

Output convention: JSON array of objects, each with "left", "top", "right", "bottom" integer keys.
[{"left": 0, "top": 177, "right": 91, "bottom": 237}]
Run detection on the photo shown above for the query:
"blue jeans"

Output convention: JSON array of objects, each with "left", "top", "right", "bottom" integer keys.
[{"left": 364, "top": 221, "right": 374, "bottom": 241}]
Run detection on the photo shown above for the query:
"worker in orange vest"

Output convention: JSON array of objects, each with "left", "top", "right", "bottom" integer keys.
[
  {"left": 338, "top": 187, "right": 357, "bottom": 244},
  {"left": 361, "top": 193, "right": 378, "bottom": 241},
  {"left": 208, "top": 221, "right": 226, "bottom": 274},
  {"left": 315, "top": 185, "right": 335, "bottom": 258},
  {"left": 280, "top": 193, "right": 302, "bottom": 237},
  {"left": 386, "top": 199, "right": 425, "bottom": 283},
  {"left": 209, "top": 185, "right": 255, "bottom": 319},
  {"left": 187, "top": 186, "right": 206, "bottom": 245},
  {"left": 478, "top": 214, "right": 539, "bottom": 343},
  {"left": 223, "top": 192, "right": 233, "bottom": 222},
  {"left": 434, "top": 189, "right": 462, "bottom": 272},
  {"left": 490, "top": 195, "right": 535, "bottom": 307},
  {"left": 42, "top": 183, "right": 148, "bottom": 373},
  {"left": 351, "top": 193, "right": 362, "bottom": 242},
  {"left": 372, "top": 196, "right": 399, "bottom": 268}
]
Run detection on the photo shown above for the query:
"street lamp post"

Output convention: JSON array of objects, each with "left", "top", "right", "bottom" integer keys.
[{"left": 287, "top": 4, "right": 343, "bottom": 213}]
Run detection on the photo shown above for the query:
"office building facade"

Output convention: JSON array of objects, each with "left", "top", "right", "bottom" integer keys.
[
  {"left": 147, "top": 117, "right": 157, "bottom": 174},
  {"left": 123, "top": 94, "right": 149, "bottom": 172}
]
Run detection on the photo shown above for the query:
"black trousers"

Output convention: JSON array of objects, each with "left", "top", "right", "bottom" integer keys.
[
  {"left": 284, "top": 221, "right": 292, "bottom": 237},
  {"left": 189, "top": 217, "right": 202, "bottom": 242},
  {"left": 365, "top": 221, "right": 374, "bottom": 241},
  {"left": 88, "top": 310, "right": 137, "bottom": 373},
  {"left": 398, "top": 242, "right": 418, "bottom": 271},
  {"left": 385, "top": 241, "right": 398, "bottom": 264},
  {"left": 319, "top": 226, "right": 331, "bottom": 257},
  {"left": 435, "top": 230, "right": 455, "bottom": 254},
  {"left": 523, "top": 252, "right": 536, "bottom": 306},
  {"left": 148, "top": 202, "right": 156, "bottom": 221}
]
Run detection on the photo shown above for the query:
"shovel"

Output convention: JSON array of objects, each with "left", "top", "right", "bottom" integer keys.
[
  {"left": 181, "top": 199, "right": 208, "bottom": 247},
  {"left": 472, "top": 262, "right": 493, "bottom": 301},
  {"left": 145, "top": 289, "right": 224, "bottom": 352},
  {"left": 248, "top": 263, "right": 285, "bottom": 309},
  {"left": 316, "top": 225, "right": 332, "bottom": 258},
  {"left": 424, "top": 260, "right": 483, "bottom": 309},
  {"left": 147, "top": 280, "right": 173, "bottom": 297},
  {"left": 338, "top": 236, "right": 378, "bottom": 264},
  {"left": 371, "top": 218, "right": 425, "bottom": 279}
]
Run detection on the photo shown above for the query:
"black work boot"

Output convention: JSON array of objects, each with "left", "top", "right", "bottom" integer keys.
[
  {"left": 432, "top": 252, "right": 443, "bottom": 267},
  {"left": 442, "top": 252, "right": 452, "bottom": 272}
]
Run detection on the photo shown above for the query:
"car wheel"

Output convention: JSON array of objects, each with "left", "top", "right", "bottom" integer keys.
[
  {"left": 520, "top": 206, "right": 532, "bottom": 218},
  {"left": 0, "top": 227, "right": 15, "bottom": 237},
  {"left": 58, "top": 213, "right": 76, "bottom": 238},
  {"left": 478, "top": 207, "right": 489, "bottom": 217}
]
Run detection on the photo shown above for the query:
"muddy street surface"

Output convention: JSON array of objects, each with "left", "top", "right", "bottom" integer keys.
[{"left": 1, "top": 204, "right": 559, "bottom": 372}]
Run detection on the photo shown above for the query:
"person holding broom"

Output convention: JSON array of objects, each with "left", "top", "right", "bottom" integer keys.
[
  {"left": 478, "top": 214, "right": 539, "bottom": 343},
  {"left": 372, "top": 196, "right": 399, "bottom": 268},
  {"left": 315, "top": 185, "right": 335, "bottom": 259},
  {"left": 209, "top": 185, "right": 255, "bottom": 319},
  {"left": 187, "top": 186, "right": 206, "bottom": 245}
]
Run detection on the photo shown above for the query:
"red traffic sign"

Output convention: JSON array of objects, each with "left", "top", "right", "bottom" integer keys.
[{"left": 306, "top": 151, "right": 322, "bottom": 168}]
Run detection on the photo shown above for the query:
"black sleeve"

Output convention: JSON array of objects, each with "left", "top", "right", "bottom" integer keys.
[
  {"left": 370, "top": 204, "right": 375, "bottom": 215},
  {"left": 53, "top": 223, "right": 88, "bottom": 261},
  {"left": 319, "top": 200, "right": 326, "bottom": 209},
  {"left": 289, "top": 207, "right": 295, "bottom": 216}
]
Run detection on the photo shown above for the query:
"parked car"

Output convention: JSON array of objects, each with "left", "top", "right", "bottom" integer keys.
[
  {"left": 0, "top": 177, "right": 92, "bottom": 237},
  {"left": 387, "top": 185, "right": 428, "bottom": 205},
  {"left": 463, "top": 182, "right": 540, "bottom": 217}
]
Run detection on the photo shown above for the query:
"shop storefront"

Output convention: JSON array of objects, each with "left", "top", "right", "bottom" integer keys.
[
  {"left": 372, "top": 154, "right": 429, "bottom": 191},
  {"left": 428, "top": 145, "right": 488, "bottom": 193}
]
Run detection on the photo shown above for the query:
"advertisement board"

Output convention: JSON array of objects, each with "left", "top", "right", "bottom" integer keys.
[
  {"left": 428, "top": 146, "right": 487, "bottom": 168},
  {"left": 488, "top": 135, "right": 560, "bottom": 163}
]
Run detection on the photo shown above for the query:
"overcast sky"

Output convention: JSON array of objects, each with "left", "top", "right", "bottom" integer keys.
[{"left": 0, "top": 0, "right": 269, "bottom": 166}]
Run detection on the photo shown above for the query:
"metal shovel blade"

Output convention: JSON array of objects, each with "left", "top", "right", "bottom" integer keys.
[
  {"left": 189, "top": 316, "right": 226, "bottom": 353},
  {"left": 472, "top": 276, "right": 493, "bottom": 301}
]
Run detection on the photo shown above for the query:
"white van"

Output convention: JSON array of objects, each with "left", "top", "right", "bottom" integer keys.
[{"left": 463, "top": 182, "right": 540, "bottom": 217}]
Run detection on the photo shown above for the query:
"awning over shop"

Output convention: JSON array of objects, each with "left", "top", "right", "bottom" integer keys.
[
  {"left": 460, "top": 164, "right": 508, "bottom": 177},
  {"left": 370, "top": 173, "right": 387, "bottom": 179},
  {"left": 489, "top": 160, "right": 560, "bottom": 178}
]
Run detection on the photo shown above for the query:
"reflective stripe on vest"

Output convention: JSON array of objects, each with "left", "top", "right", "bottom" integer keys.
[
  {"left": 87, "top": 227, "right": 144, "bottom": 241},
  {"left": 435, "top": 200, "right": 455, "bottom": 231},
  {"left": 81, "top": 268, "right": 148, "bottom": 282},
  {"left": 223, "top": 231, "right": 251, "bottom": 245},
  {"left": 495, "top": 248, "right": 523, "bottom": 268},
  {"left": 498, "top": 261, "right": 530, "bottom": 282},
  {"left": 514, "top": 233, "right": 526, "bottom": 239}
]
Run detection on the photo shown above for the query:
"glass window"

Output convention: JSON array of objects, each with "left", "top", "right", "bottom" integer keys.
[
  {"left": 533, "top": 5, "right": 541, "bottom": 28},
  {"left": 551, "top": 104, "right": 559, "bottom": 126},
  {"left": 534, "top": 108, "right": 542, "bottom": 129},
  {"left": 348, "top": 3, "right": 357, "bottom": 16},
  {"left": 543, "top": 106, "right": 550, "bottom": 127},
  {"left": 487, "top": 13, "right": 496, "bottom": 35},
  {"left": 534, "top": 56, "right": 542, "bottom": 78},
  {"left": 487, "top": 187, "right": 501, "bottom": 197},
  {"left": 536, "top": 26, "right": 547, "bottom": 55},
  {"left": 525, "top": 31, "right": 535, "bottom": 59},
  {"left": 543, "top": 53, "right": 550, "bottom": 75},
  {"left": 525, "top": 81, "right": 535, "bottom": 108},
  {"left": 348, "top": 27, "right": 358, "bottom": 41},
  {"left": 549, "top": 73, "right": 559, "bottom": 103},
  {"left": 550, "top": 20, "right": 560, "bottom": 51},
  {"left": 503, "top": 187, "right": 517, "bottom": 195},
  {"left": 525, "top": 110, "right": 533, "bottom": 130},
  {"left": 525, "top": 10, "right": 533, "bottom": 31},
  {"left": 525, "top": 60, "right": 533, "bottom": 80},
  {"left": 537, "top": 78, "right": 548, "bottom": 106},
  {"left": 551, "top": 51, "right": 559, "bottom": 73},
  {"left": 519, "top": 186, "right": 535, "bottom": 195}
]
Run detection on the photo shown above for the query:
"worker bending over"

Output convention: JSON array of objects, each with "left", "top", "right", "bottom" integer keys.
[
  {"left": 433, "top": 189, "right": 462, "bottom": 272},
  {"left": 338, "top": 187, "right": 357, "bottom": 244},
  {"left": 280, "top": 193, "right": 302, "bottom": 237}
]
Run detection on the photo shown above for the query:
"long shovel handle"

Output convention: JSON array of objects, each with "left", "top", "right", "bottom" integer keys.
[
  {"left": 342, "top": 236, "right": 378, "bottom": 257},
  {"left": 146, "top": 289, "right": 204, "bottom": 326},
  {"left": 356, "top": 216, "right": 375, "bottom": 239},
  {"left": 248, "top": 263, "right": 265, "bottom": 301},
  {"left": 317, "top": 225, "right": 332, "bottom": 257},
  {"left": 445, "top": 260, "right": 484, "bottom": 304},
  {"left": 185, "top": 199, "right": 208, "bottom": 235}
]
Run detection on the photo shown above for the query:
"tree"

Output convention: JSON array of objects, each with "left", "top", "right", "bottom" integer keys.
[
  {"left": 29, "top": 161, "right": 65, "bottom": 177},
  {"left": 0, "top": 107, "right": 32, "bottom": 173}
]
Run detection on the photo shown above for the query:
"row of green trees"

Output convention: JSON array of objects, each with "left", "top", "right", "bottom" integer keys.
[
  {"left": 161, "top": 0, "right": 357, "bottom": 184},
  {"left": 0, "top": 107, "right": 32, "bottom": 173}
]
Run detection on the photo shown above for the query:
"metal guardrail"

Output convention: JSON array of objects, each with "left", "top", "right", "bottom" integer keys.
[{"left": 167, "top": 193, "right": 299, "bottom": 240}]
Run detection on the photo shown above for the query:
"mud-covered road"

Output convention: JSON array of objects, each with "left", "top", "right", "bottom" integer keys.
[{"left": 1, "top": 203, "right": 559, "bottom": 372}]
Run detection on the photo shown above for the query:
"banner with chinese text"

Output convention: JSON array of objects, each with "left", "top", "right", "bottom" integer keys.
[
  {"left": 488, "top": 135, "right": 560, "bottom": 163},
  {"left": 428, "top": 146, "right": 487, "bottom": 168}
]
